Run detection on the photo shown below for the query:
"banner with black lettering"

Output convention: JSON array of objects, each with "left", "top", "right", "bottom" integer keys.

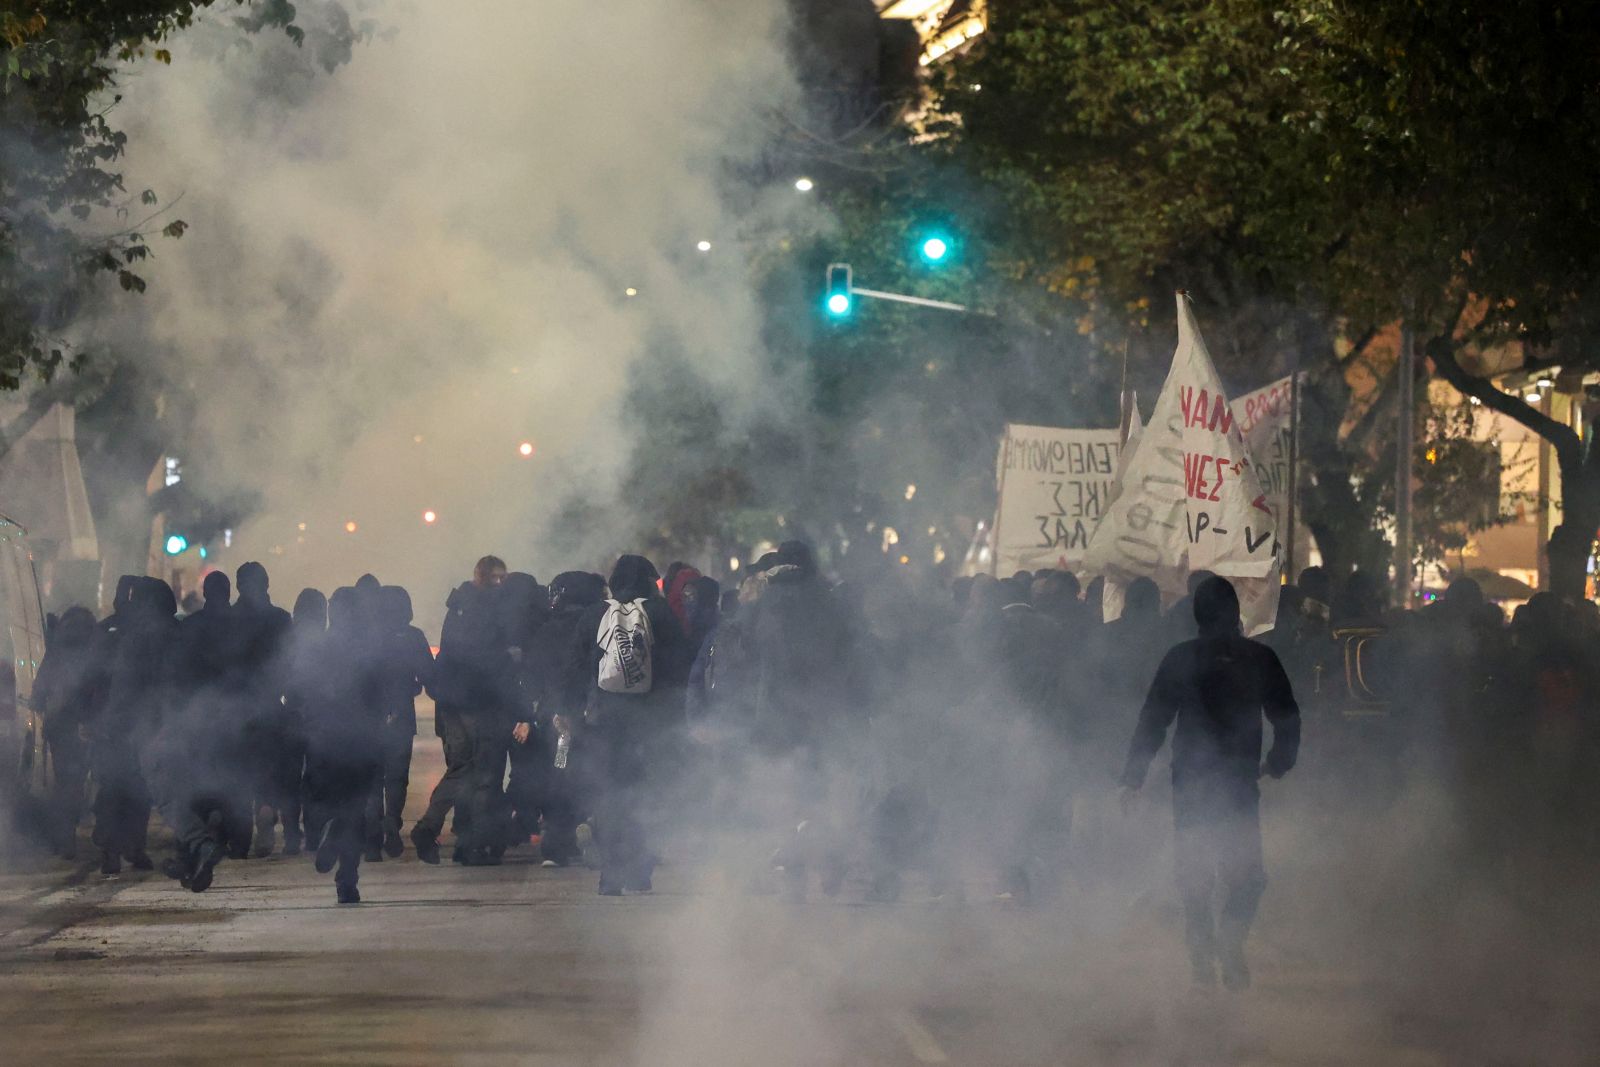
[{"left": 993, "top": 425, "right": 1121, "bottom": 576}]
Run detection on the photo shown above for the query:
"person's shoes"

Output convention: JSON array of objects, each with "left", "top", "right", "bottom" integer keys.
[
  {"left": 1218, "top": 946, "right": 1251, "bottom": 992},
  {"left": 597, "top": 879, "right": 623, "bottom": 896},
  {"left": 451, "top": 845, "right": 468, "bottom": 865},
  {"left": 364, "top": 845, "right": 383, "bottom": 863},
  {"left": 382, "top": 825, "right": 404, "bottom": 859},
  {"left": 541, "top": 858, "right": 560, "bottom": 868},
  {"left": 314, "top": 822, "right": 339, "bottom": 874},
  {"left": 99, "top": 849, "right": 121, "bottom": 876},
  {"left": 126, "top": 850, "right": 154, "bottom": 872},
  {"left": 410, "top": 828, "right": 440, "bottom": 865},
  {"left": 336, "top": 883, "right": 361, "bottom": 905},
  {"left": 161, "top": 855, "right": 189, "bottom": 882},
  {"left": 252, "top": 807, "right": 276, "bottom": 858},
  {"left": 189, "top": 842, "right": 222, "bottom": 893}
]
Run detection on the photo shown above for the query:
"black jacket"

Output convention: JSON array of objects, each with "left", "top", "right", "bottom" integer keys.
[{"left": 1121, "top": 633, "right": 1300, "bottom": 816}]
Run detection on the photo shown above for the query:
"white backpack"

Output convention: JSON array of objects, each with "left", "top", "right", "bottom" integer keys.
[{"left": 596, "top": 598, "right": 654, "bottom": 694}]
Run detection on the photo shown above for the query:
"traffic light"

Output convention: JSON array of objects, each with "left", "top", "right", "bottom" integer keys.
[
  {"left": 917, "top": 229, "right": 956, "bottom": 265},
  {"left": 824, "top": 263, "right": 852, "bottom": 317},
  {"left": 164, "top": 533, "right": 189, "bottom": 556}
]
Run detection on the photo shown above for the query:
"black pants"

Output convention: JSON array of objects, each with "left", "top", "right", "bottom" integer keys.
[
  {"left": 591, "top": 713, "right": 663, "bottom": 889},
  {"left": 505, "top": 733, "right": 548, "bottom": 840},
  {"left": 91, "top": 742, "right": 150, "bottom": 860},
  {"left": 1174, "top": 798, "right": 1267, "bottom": 971},
  {"left": 366, "top": 725, "right": 414, "bottom": 845},
  {"left": 45, "top": 728, "right": 90, "bottom": 854},
  {"left": 414, "top": 704, "right": 478, "bottom": 841},
  {"left": 464, "top": 729, "right": 512, "bottom": 851},
  {"left": 308, "top": 750, "right": 380, "bottom": 890}
]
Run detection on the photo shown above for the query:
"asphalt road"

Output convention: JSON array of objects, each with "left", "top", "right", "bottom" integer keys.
[{"left": 1, "top": 706, "right": 1596, "bottom": 1066}]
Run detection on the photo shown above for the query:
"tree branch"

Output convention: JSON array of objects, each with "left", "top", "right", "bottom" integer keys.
[{"left": 1428, "top": 336, "right": 1582, "bottom": 469}]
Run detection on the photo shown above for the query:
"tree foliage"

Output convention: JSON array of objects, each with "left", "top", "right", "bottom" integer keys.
[{"left": 0, "top": 1, "right": 301, "bottom": 388}]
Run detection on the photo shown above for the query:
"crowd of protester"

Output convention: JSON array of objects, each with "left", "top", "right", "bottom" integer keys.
[{"left": 25, "top": 544, "right": 1600, "bottom": 987}]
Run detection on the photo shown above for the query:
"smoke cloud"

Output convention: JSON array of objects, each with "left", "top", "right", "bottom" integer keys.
[{"left": 84, "top": 0, "right": 805, "bottom": 622}]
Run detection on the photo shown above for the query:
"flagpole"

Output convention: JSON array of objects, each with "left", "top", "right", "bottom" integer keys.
[{"left": 1286, "top": 357, "right": 1301, "bottom": 581}]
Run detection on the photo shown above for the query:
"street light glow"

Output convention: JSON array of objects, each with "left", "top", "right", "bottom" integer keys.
[
  {"left": 423, "top": 510, "right": 437, "bottom": 525},
  {"left": 345, "top": 521, "right": 358, "bottom": 534},
  {"left": 519, "top": 441, "right": 535, "bottom": 457},
  {"left": 794, "top": 177, "right": 814, "bottom": 192},
  {"left": 696, "top": 240, "right": 712, "bottom": 252},
  {"left": 624, "top": 287, "right": 638, "bottom": 297}
]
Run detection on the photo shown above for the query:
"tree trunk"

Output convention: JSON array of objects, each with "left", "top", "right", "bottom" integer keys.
[{"left": 1548, "top": 453, "right": 1600, "bottom": 600}]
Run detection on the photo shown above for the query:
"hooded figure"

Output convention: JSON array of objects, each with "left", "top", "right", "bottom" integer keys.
[
  {"left": 92, "top": 578, "right": 178, "bottom": 875},
  {"left": 364, "top": 586, "right": 434, "bottom": 860},
  {"left": 303, "top": 586, "right": 383, "bottom": 902},
  {"left": 665, "top": 565, "right": 703, "bottom": 629},
  {"left": 575, "top": 554, "right": 690, "bottom": 895},
  {"left": 523, "top": 571, "right": 608, "bottom": 867},
  {"left": 1120, "top": 576, "right": 1301, "bottom": 992},
  {"left": 278, "top": 588, "right": 329, "bottom": 855},
  {"left": 233, "top": 562, "right": 295, "bottom": 858},
  {"left": 412, "top": 558, "right": 515, "bottom": 865},
  {"left": 34, "top": 606, "right": 103, "bottom": 858}
]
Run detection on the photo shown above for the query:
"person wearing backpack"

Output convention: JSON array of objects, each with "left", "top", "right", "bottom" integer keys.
[{"left": 575, "top": 554, "right": 690, "bottom": 895}]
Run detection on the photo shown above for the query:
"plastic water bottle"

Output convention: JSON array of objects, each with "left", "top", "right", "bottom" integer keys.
[{"left": 554, "top": 730, "right": 571, "bottom": 770}]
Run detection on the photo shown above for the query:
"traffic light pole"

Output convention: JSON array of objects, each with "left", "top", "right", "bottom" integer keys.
[{"left": 850, "top": 286, "right": 971, "bottom": 313}]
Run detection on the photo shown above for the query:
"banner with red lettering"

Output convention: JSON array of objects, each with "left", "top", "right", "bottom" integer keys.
[
  {"left": 993, "top": 425, "right": 1122, "bottom": 576},
  {"left": 1231, "top": 375, "right": 1294, "bottom": 528},
  {"left": 1084, "top": 294, "right": 1280, "bottom": 634}
]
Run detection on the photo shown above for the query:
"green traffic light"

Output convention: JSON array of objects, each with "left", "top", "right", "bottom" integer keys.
[
  {"left": 922, "top": 237, "right": 949, "bottom": 262},
  {"left": 164, "top": 534, "right": 189, "bottom": 556},
  {"left": 826, "top": 292, "right": 851, "bottom": 316}
]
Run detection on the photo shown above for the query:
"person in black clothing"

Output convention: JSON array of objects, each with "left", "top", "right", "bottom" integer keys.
[
  {"left": 154, "top": 573, "right": 232, "bottom": 889},
  {"left": 412, "top": 555, "right": 512, "bottom": 865},
  {"left": 93, "top": 578, "right": 177, "bottom": 875},
  {"left": 34, "top": 607, "right": 102, "bottom": 859},
  {"left": 364, "top": 586, "right": 434, "bottom": 860},
  {"left": 499, "top": 571, "right": 549, "bottom": 851},
  {"left": 524, "top": 570, "right": 606, "bottom": 867},
  {"left": 1120, "top": 576, "right": 1301, "bottom": 991},
  {"left": 305, "top": 587, "right": 382, "bottom": 903},
  {"left": 281, "top": 588, "right": 329, "bottom": 855},
  {"left": 233, "top": 562, "right": 294, "bottom": 857},
  {"left": 578, "top": 554, "right": 690, "bottom": 895}
]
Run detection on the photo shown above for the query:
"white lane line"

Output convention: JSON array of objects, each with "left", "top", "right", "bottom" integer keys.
[{"left": 888, "top": 1009, "right": 949, "bottom": 1064}]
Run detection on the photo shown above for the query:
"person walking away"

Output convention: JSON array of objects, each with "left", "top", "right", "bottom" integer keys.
[
  {"left": 1119, "top": 576, "right": 1300, "bottom": 991},
  {"left": 305, "top": 587, "right": 383, "bottom": 903},
  {"left": 364, "top": 585, "right": 434, "bottom": 860},
  {"left": 34, "top": 607, "right": 103, "bottom": 859},
  {"left": 280, "top": 589, "right": 329, "bottom": 854},
  {"left": 498, "top": 572, "right": 549, "bottom": 853},
  {"left": 526, "top": 571, "right": 606, "bottom": 867},
  {"left": 411, "top": 556, "right": 510, "bottom": 864},
  {"left": 578, "top": 555, "right": 689, "bottom": 895},
  {"left": 232, "top": 562, "right": 293, "bottom": 857},
  {"left": 92, "top": 579, "right": 177, "bottom": 875}
]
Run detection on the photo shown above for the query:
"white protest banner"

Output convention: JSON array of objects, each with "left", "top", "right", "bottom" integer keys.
[
  {"left": 1084, "top": 294, "right": 1280, "bottom": 634},
  {"left": 1231, "top": 375, "right": 1294, "bottom": 526},
  {"left": 993, "top": 425, "right": 1121, "bottom": 575}
]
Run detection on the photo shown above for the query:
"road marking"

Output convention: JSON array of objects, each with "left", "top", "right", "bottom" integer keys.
[{"left": 888, "top": 1009, "right": 949, "bottom": 1064}]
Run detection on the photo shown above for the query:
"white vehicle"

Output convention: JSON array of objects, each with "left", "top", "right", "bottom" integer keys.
[{"left": 0, "top": 514, "right": 48, "bottom": 807}]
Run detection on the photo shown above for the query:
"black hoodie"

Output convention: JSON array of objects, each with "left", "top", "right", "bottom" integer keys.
[{"left": 575, "top": 556, "right": 690, "bottom": 709}]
